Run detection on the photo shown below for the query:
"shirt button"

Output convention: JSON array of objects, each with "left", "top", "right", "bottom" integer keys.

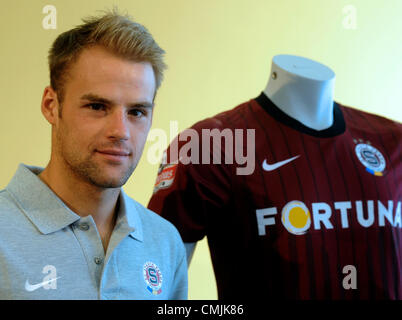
[
  {"left": 94, "top": 257, "right": 103, "bottom": 265},
  {"left": 79, "top": 223, "right": 90, "bottom": 231}
]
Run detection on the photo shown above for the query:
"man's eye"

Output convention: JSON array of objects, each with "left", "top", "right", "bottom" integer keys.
[
  {"left": 88, "top": 103, "right": 106, "bottom": 111},
  {"left": 129, "top": 109, "right": 145, "bottom": 117}
]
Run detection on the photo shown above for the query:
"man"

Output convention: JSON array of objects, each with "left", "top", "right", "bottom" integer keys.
[
  {"left": 148, "top": 55, "right": 402, "bottom": 299},
  {"left": 0, "top": 11, "right": 187, "bottom": 300}
]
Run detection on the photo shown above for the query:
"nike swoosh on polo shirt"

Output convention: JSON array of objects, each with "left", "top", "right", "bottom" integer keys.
[{"left": 25, "top": 277, "right": 60, "bottom": 292}]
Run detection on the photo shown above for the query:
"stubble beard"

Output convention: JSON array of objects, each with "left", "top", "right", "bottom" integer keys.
[
  {"left": 65, "top": 155, "right": 136, "bottom": 189},
  {"left": 57, "top": 135, "right": 137, "bottom": 189}
]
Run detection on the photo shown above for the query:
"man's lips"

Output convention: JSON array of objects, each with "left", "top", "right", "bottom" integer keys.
[
  {"left": 96, "top": 149, "right": 131, "bottom": 156},
  {"left": 95, "top": 149, "right": 131, "bottom": 162}
]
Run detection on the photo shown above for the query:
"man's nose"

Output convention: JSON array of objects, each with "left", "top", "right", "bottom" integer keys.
[{"left": 106, "top": 108, "right": 130, "bottom": 141}]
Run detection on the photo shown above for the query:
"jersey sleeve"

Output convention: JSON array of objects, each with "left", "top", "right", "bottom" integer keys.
[{"left": 147, "top": 121, "right": 233, "bottom": 243}]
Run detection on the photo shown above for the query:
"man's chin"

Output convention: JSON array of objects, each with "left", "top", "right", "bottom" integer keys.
[
  {"left": 83, "top": 167, "right": 132, "bottom": 189},
  {"left": 89, "top": 177, "right": 128, "bottom": 189},
  {"left": 69, "top": 159, "right": 135, "bottom": 189}
]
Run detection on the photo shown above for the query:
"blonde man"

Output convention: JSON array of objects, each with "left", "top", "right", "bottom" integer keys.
[{"left": 0, "top": 11, "right": 187, "bottom": 300}]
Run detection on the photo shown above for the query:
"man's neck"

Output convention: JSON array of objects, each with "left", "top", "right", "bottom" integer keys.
[{"left": 38, "top": 159, "right": 120, "bottom": 247}]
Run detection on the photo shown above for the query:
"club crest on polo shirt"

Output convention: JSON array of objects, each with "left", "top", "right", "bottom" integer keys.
[
  {"left": 143, "top": 262, "right": 163, "bottom": 295},
  {"left": 353, "top": 139, "right": 386, "bottom": 176}
]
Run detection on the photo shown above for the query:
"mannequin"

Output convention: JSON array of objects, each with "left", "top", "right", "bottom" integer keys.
[
  {"left": 184, "top": 54, "right": 337, "bottom": 263},
  {"left": 149, "top": 54, "right": 402, "bottom": 299},
  {"left": 264, "top": 54, "right": 336, "bottom": 131}
]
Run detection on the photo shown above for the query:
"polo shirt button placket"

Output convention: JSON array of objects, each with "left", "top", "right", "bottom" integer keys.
[{"left": 79, "top": 223, "right": 90, "bottom": 231}]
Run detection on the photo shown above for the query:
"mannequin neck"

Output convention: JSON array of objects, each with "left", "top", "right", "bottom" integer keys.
[{"left": 263, "top": 55, "right": 335, "bottom": 131}]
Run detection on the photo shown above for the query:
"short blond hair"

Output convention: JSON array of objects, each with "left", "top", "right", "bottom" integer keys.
[{"left": 48, "top": 10, "right": 166, "bottom": 102}]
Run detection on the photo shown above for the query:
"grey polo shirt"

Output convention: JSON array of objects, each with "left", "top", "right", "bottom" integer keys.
[{"left": 0, "top": 164, "right": 188, "bottom": 300}]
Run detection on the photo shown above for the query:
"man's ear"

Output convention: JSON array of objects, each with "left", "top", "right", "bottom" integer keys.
[{"left": 41, "top": 86, "right": 60, "bottom": 125}]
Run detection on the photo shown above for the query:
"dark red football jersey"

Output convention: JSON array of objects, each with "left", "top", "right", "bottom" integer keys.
[{"left": 148, "top": 92, "right": 402, "bottom": 299}]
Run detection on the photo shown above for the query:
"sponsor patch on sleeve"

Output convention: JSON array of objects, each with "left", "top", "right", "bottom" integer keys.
[{"left": 153, "top": 163, "right": 178, "bottom": 194}]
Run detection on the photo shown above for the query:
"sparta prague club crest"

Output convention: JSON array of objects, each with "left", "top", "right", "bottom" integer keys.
[
  {"left": 354, "top": 142, "right": 386, "bottom": 176},
  {"left": 143, "top": 262, "right": 163, "bottom": 295}
]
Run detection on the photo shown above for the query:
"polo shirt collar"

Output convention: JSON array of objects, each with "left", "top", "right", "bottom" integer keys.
[
  {"left": 6, "top": 164, "right": 81, "bottom": 234},
  {"left": 118, "top": 190, "right": 144, "bottom": 242},
  {"left": 6, "top": 164, "right": 144, "bottom": 241}
]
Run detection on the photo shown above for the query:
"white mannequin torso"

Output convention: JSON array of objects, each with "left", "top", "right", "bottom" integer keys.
[
  {"left": 185, "top": 55, "right": 338, "bottom": 264},
  {"left": 263, "top": 54, "right": 336, "bottom": 131}
]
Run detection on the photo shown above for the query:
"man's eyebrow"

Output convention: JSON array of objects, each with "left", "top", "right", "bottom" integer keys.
[
  {"left": 132, "top": 101, "right": 154, "bottom": 109},
  {"left": 80, "top": 93, "right": 154, "bottom": 108},
  {"left": 80, "top": 93, "right": 111, "bottom": 104}
]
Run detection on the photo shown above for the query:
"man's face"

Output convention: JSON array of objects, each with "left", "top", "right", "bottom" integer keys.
[{"left": 52, "top": 46, "right": 156, "bottom": 188}]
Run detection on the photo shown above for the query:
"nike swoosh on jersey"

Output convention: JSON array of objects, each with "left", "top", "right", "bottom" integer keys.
[
  {"left": 25, "top": 277, "right": 60, "bottom": 292},
  {"left": 262, "top": 155, "right": 300, "bottom": 171}
]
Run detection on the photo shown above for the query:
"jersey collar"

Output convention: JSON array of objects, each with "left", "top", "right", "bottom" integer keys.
[{"left": 255, "top": 92, "right": 346, "bottom": 138}]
